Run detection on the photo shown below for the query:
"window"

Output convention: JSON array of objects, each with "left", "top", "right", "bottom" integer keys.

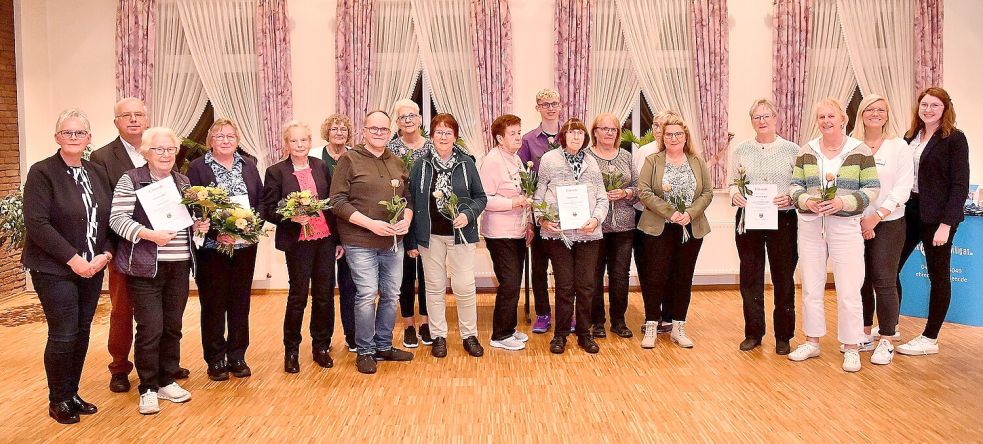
[
  {"left": 846, "top": 86, "right": 863, "bottom": 135},
  {"left": 620, "top": 92, "right": 655, "bottom": 152},
  {"left": 409, "top": 73, "right": 439, "bottom": 133}
]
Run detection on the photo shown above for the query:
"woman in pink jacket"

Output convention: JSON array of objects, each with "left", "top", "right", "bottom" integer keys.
[{"left": 480, "top": 114, "right": 535, "bottom": 352}]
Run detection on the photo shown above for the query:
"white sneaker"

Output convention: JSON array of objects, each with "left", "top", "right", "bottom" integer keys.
[
  {"left": 139, "top": 390, "right": 160, "bottom": 415},
  {"left": 788, "top": 342, "right": 821, "bottom": 361},
  {"left": 897, "top": 335, "right": 939, "bottom": 356},
  {"left": 871, "top": 326, "right": 901, "bottom": 340},
  {"left": 871, "top": 339, "right": 894, "bottom": 365},
  {"left": 640, "top": 321, "right": 658, "bottom": 349},
  {"left": 489, "top": 335, "right": 526, "bottom": 351},
  {"left": 670, "top": 320, "right": 694, "bottom": 348},
  {"left": 839, "top": 335, "right": 875, "bottom": 353},
  {"left": 842, "top": 350, "right": 862, "bottom": 372},
  {"left": 157, "top": 382, "right": 191, "bottom": 403},
  {"left": 512, "top": 331, "right": 529, "bottom": 342}
]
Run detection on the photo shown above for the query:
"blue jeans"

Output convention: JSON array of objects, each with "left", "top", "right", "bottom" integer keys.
[{"left": 344, "top": 244, "right": 403, "bottom": 355}]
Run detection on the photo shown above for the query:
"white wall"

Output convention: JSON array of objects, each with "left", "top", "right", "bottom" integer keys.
[{"left": 14, "top": 0, "right": 982, "bottom": 289}]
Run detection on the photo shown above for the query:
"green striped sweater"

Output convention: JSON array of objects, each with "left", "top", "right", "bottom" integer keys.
[{"left": 790, "top": 137, "right": 880, "bottom": 217}]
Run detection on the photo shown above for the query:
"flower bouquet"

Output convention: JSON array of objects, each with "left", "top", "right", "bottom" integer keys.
[
  {"left": 211, "top": 206, "right": 266, "bottom": 257},
  {"left": 531, "top": 200, "right": 571, "bottom": 249},
  {"left": 275, "top": 189, "right": 332, "bottom": 237},
  {"left": 434, "top": 190, "right": 475, "bottom": 243},
  {"left": 518, "top": 161, "right": 538, "bottom": 227},
  {"left": 663, "top": 182, "right": 690, "bottom": 243},
  {"left": 732, "top": 164, "right": 753, "bottom": 234},
  {"left": 181, "top": 185, "right": 233, "bottom": 238},
  {"left": 602, "top": 165, "right": 628, "bottom": 222},
  {"left": 379, "top": 179, "right": 408, "bottom": 251}
]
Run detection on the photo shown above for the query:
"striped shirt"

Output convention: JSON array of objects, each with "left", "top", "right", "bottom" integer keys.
[
  {"left": 110, "top": 174, "right": 191, "bottom": 261},
  {"left": 68, "top": 166, "right": 98, "bottom": 260}
]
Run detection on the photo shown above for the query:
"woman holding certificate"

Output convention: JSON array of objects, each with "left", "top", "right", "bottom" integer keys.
[
  {"left": 728, "top": 99, "right": 800, "bottom": 355},
  {"left": 110, "top": 126, "right": 196, "bottom": 414},
  {"left": 636, "top": 116, "right": 713, "bottom": 350},
  {"left": 788, "top": 98, "right": 879, "bottom": 373},
  {"left": 533, "top": 118, "right": 608, "bottom": 355}
]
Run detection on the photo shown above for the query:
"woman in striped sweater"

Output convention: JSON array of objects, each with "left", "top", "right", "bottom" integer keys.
[{"left": 788, "top": 98, "right": 880, "bottom": 373}]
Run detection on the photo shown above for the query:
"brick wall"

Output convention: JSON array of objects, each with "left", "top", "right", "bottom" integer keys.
[{"left": 0, "top": 0, "right": 25, "bottom": 298}]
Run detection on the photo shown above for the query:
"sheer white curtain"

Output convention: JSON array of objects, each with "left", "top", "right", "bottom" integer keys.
[
  {"left": 153, "top": 0, "right": 208, "bottom": 138},
  {"left": 411, "top": 0, "right": 484, "bottom": 160},
  {"left": 369, "top": 0, "right": 421, "bottom": 118},
  {"left": 615, "top": 0, "right": 702, "bottom": 152},
  {"left": 837, "top": 0, "right": 914, "bottom": 137},
  {"left": 177, "top": 0, "right": 267, "bottom": 167},
  {"left": 587, "top": 0, "right": 638, "bottom": 124},
  {"left": 799, "top": 0, "right": 857, "bottom": 142}
]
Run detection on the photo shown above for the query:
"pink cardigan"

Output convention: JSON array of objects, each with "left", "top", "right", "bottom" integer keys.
[{"left": 478, "top": 148, "right": 528, "bottom": 239}]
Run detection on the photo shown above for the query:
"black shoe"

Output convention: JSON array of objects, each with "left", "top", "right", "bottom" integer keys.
[
  {"left": 313, "top": 349, "right": 334, "bottom": 369},
  {"left": 109, "top": 373, "right": 130, "bottom": 393},
  {"left": 375, "top": 347, "right": 414, "bottom": 361},
  {"left": 776, "top": 340, "right": 791, "bottom": 356},
  {"left": 577, "top": 335, "right": 600, "bottom": 354},
  {"left": 402, "top": 326, "right": 419, "bottom": 348},
  {"left": 463, "top": 336, "right": 484, "bottom": 357},
  {"left": 207, "top": 360, "right": 230, "bottom": 381},
  {"left": 740, "top": 337, "right": 762, "bottom": 351},
  {"left": 610, "top": 324, "right": 633, "bottom": 338},
  {"left": 431, "top": 337, "right": 448, "bottom": 358},
  {"left": 171, "top": 367, "right": 190, "bottom": 380},
  {"left": 48, "top": 401, "right": 80, "bottom": 424},
  {"left": 591, "top": 324, "right": 607, "bottom": 338},
  {"left": 284, "top": 353, "right": 300, "bottom": 373},
  {"left": 356, "top": 354, "right": 377, "bottom": 374},
  {"left": 657, "top": 321, "right": 673, "bottom": 334},
  {"left": 228, "top": 360, "right": 252, "bottom": 378},
  {"left": 549, "top": 336, "right": 567, "bottom": 354},
  {"left": 419, "top": 324, "right": 433, "bottom": 345},
  {"left": 68, "top": 394, "right": 97, "bottom": 415}
]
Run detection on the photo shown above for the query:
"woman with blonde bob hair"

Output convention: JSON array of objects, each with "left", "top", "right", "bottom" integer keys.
[{"left": 849, "top": 95, "right": 913, "bottom": 365}]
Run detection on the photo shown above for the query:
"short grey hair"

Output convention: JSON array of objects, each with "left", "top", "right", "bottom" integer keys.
[
  {"left": 139, "top": 127, "right": 180, "bottom": 154},
  {"left": 55, "top": 108, "right": 91, "bottom": 133},
  {"left": 391, "top": 99, "right": 420, "bottom": 116},
  {"left": 114, "top": 97, "right": 148, "bottom": 116},
  {"left": 748, "top": 99, "right": 779, "bottom": 118}
]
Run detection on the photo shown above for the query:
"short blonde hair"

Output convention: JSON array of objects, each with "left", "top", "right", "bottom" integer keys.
[
  {"left": 139, "top": 127, "right": 180, "bottom": 154},
  {"left": 391, "top": 99, "right": 420, "bottom": 117},
  {"left": 281, "top": 120, "right": 312, "bottom": 146},
  {"left": 851, "top": 94, "right": 895, "bottom": 140},
  {"left": 320, "top": 114, "right": 353, "bottom": 145},
  {"left": 748, "top": 99, "right": 778, "bottom": 118},
  {"left": 55, "top": 108, "right": 91, "bottom": 132},
  {"left": 813, "top": 98, "right": 848, "bottom": 124},
  {"left": 535, "top": 88, "right": 560, "bottom": 104},
  {"left": 206, "top": 118, "right": 240, "bottom": 150},
  {"left": 659, "top": 116, "right": 696, "bottom": 155}
]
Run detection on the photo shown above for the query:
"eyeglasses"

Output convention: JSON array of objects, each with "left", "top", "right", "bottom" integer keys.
[
  {"left": 537, "top": 102, "right": 561, "bottom": 110},
  {"left": 664, "top": 132, "right": 685, "bottom": 139},
  {"left": 149, "top": 146, "right": 178, "bottom": 156},
  {"left": 57, "top": 130, "right": 89, "bottom": 139},
  {"left": 115, "top": 112, "right": 147, "bottom": 120},
  {"left": 919, "top": 102, "right": 943, "bottom": 110},
  {"left": 862, "top": 108, "right": 887, "bottom": 115},
  {"left": 364, "top": 126, "right": 392, "bottom": 135},
  {"left": 433, "top": 130, "right": 455, "bottom": 138},
  {"left": 212, "top": 134, "right": 237, "bottom": 141},
  {"left": 595, "top": 127, "right": 619, "bottom": 135},
  {"left": 328, "top": 127, "right": 349, "bottom": 134},
  {"left": 751, "top": 114, "right": 774, "bottom": 121},
  {"left": 397, "top": 113, "right": 420, "bottom": 123}
]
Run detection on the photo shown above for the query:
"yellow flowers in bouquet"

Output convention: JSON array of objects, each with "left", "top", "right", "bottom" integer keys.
[
  {"left": 212, "top": 206, "right": 266, "bottom": 257},
  {"left": 181, "top": 185, "right": 233, "bottom": 238},
  {"left": 276, "top": 189, "right": 332, "bottom": 237}
]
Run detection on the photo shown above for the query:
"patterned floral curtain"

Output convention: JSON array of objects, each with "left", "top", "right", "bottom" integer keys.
[
  {"left": 691, "top": 0, "right": 729, "bottom": 188},
  {"left": 555, "top": 0, "right": 593, "bottom": 123},
  {"left": 256, "top": 0, "right": 293, "bottom": 166},
  {"left": 470, "top": 0, "right": 514, "bottom": 153},
  {"left": 914, "top": 0, "right": 943, "bottom": 91},
  {"left": 772, "top": 0, "right": 811, "bottom": 145},
  {"left": 336, "top": 0, "right": 375, "bottom": 141},
  {"left": 116, "top": 0, "right": 157, "bottom": 104}
]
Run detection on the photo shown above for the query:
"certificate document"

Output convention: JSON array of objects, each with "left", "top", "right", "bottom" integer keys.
[
  {"left": 556, "top": 184, "right": 591, "bottom": 230},
  {"left": 745, "top": 184, "right": 778, "bottom": 230},
  {"left": 135, "top": 176, "right": 194, "bottom": 231}
]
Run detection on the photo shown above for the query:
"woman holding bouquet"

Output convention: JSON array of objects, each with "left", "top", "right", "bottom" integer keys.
[
  {"left": 586, "top": 113, "right": 637, "bottom": 340},
  {"left": 636, "top": 115, "right": 713, "bottom": 350},
  {"left": 186, "top": 119, "right": 264, "bottom": 380},
  {"left": 534, "top": 118, "right": 608, "bottom": 355},
  {"left": 260, "top": 121, "right": 340, "bottom": 374},
  {"left": 788, "top": 98, "right": 879, "bottom": 373},
  {"left": 406, "top": 113, "right": 487, "bottom": 358},
  {"left": 481, "top": 114, "right": 535, "bottom": 352}
]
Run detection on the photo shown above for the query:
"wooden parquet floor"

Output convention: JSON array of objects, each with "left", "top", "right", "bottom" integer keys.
[{"left": 0, "top": 289, "right": 981, "bottom": 443}]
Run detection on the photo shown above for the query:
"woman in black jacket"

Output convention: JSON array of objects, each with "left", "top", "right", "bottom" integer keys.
[
  {"left": 186, "top": 119, "right": 264, "bottom": 381},
  {"left": 260, "top": 121, "right": 341, "bottom": 373},
  {"left": 23, "top": 109, "right": 114, "bottom": 424},
  {"left": 896, "top": 87, "right": 971, "bottom": 356}
]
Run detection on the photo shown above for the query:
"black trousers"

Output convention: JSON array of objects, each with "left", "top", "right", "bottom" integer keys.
[
  {"left": 545, "top": 238, "right": 601, "bottom": 337},
  {"left": 31, "top": 270, "right": 103, "bottom": 403},
  {"left": 641, "top": 224, "right": 703, "bottom": 322},
  {"left": 530, "top": 225, "right": 552, "bottom": 316},
  {"left": 861, "top": 217, "right": 906, "bottom": 337},
  {"left": 898, "top": 196, "right": 958, "bottom": 339},
  {"left": 735, "top": 209, "right": 798, "bottom": 341},
  {"left": 336, "top": 256, "right": 358, "bottom": 348},
  {"left": 591, "top": 230, "right": 633, "bottom": 328},
  {"left": 487, "top": 238, "right": 526, "bottom": 341},
  {"left": 128, "top": 261, "right": 190, "bottom": 393},
  {"left": 633, "top": 210, "right": 670, "bottom": 324},
  {"left": 399, "top": 254, "right": 427, "bottom": 318},
  {"left": 195, "top": 246, "right": 258, "bottom": 365},
  {"left": 283, "top": 237, "right": 336, "bottom": 354}
]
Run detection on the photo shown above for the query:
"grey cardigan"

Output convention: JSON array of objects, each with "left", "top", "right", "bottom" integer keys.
[{"left": 532, "top": 149, "right": 609, "bottom": 242}]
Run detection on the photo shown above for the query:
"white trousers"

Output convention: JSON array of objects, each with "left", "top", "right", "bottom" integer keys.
[
  {"left": 797, "top": 216, "right": 866, "bottom": 345},
  {"left": 419, "top": 235, "right": 478, "bottom": 339}
]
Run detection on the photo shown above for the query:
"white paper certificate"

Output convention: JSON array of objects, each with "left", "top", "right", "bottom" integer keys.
[
  {"left": 745, "top": 184, "right": 778, "bottom": 230},
  {"left": 556, "top": 184, "right": 591, "bottom": 230},
  {"left": 135, "top": 176, "right": 194, "bottom": 231},
  {"left": 230, "top": 194, "right": 251, "bottom": 211}
]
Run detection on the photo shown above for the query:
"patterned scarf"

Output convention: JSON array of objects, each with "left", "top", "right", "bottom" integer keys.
[
  {"left": 430, "top": 146, "right": 458, "bottom": 208},
  {"left": 562, "top": 148, "right": 586, "bottom": 181}
]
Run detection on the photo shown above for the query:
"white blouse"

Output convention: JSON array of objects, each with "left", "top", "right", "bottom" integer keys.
[{"left": 862, "top": 137, "right": 914, "bottom": 221}]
